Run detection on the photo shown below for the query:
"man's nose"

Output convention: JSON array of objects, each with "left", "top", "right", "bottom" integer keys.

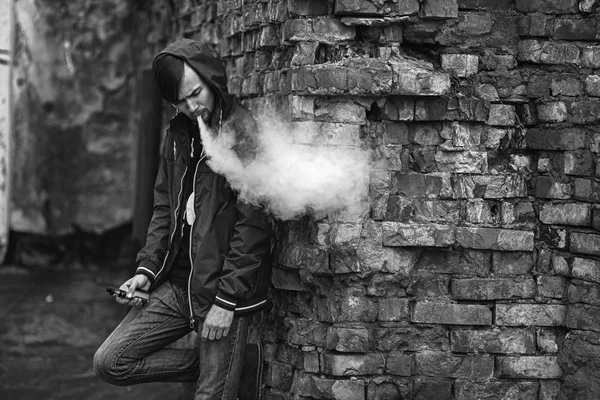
[{"left": 185, "top": 98, "right": 195, "bottom": 111}]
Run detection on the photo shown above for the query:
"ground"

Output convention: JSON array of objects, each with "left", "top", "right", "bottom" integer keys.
[{"left": 0, "top": 264, "right": 190, "bottom": 399}]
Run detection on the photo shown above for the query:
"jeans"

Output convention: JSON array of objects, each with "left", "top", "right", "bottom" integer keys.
[{"left": 93, "top": 281, "right": 248, "bottom": 400}]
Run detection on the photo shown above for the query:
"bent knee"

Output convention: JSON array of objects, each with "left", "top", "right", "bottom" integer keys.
[{"left": 93, "top": 346, "right": 130, "bottom": 386}]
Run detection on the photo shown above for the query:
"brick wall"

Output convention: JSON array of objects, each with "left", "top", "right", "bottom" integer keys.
[{"left": 168, "top": 0, "right": 600, "bottom": 399}]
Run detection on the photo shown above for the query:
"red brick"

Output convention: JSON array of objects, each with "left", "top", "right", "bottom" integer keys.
[
  {"left": 272, "top": 266, "right": 305, "bottom": 291},
  {"left": 563, "top": 150, "right": 595, "bottom": 176},
  {"left": 582, "top": 45, "right": 600, "bottom": 68},
  {"left": 283, "top": 18, "right": 356, "bottom": 43},
  {"left": 516, "top": 0, "right": 578, "bottom": 14},
  {"left": 415, "top": 351, "right": 494, "bottom": 379},
  {"left": 585, "top": 75, "right": 600, "bottom": 97},
  {"left": 378, "top": 298, "right": 410, "bottom": 321},
  {"left": 416, "top": 249, "right": 491, "bottom": 275},
  {"left": 275, "top": 343, "right": 304, "bottom": 368},
  {"left": 572, "top": 257, "right": 600, "bottom": 284},
  {"left": 304, "top": 351, "right": 319, "bottom": 373},
  {"left": 326, "top": 327, "right": 374, "bottom": 353},
  {"left": 497, "top": 356, "right": 562, "bottom": 379},
  {"left": 334, "top": 0, "right": 420, "bottom": 16},
  {"left": 452, "top": 278, "right": 535, "bottom": 300},
  {"left": 554, "top": 17, "right": 597, "bottom": 40},
  {"left": 380, "top": 98, "right": 414, "bottom": 121},
  {"left": 321, "top": 352, "right": 385, "bottom": 376},
  {"left": 526, "top": 128, "right": 586, "bottom": 150},
  {"left": 540, "top": 203, "right": 591, "bottom": 226},
  {"left": 375, "top": 325, "right": 449, "bottom": 352},
  {"left": 520, "top": 13, "right": 554, "bottom": 37},
  {"left": 383, "top": 122, "right": 410, "bottom": 145},
  {"left": 540, "top": 381, "right": 561, "bottom": 400},
  {"left": 412, "top": 302, "right": 492, "bottom": 325},
  {"left": 451, "top": 329, "right": 536, "bottom": 354},
  {"left": 368, "top": 381, "right": 403, "bottom": 400},
  {"left": 568, "top": 279, "right": 600, "bottom": 306},
  {"left": 496, "top": 304, "right": 566, "bottom": 327},
  {"left": 303, "top": 375, "right": 366, "bottom": 400},
  {"left": 487, "top": 104, "right": 516, "bottom": 126},
  {"left": 385, "top": 351, "right": 412, "bottom": 376},
  {"left": 566, "top": 303, "right": 600, "bottom": 332},
  {"left": 455, "top": 381, "right": 539, "bottom": 400},
  {"left": 518, "top": 40, "right": 580, "bottom": 65},
  {"left": 421, "top": 0, "right": 458, "bottom": 18},
  {"left": 314, "top": 98, "right": 367, "bottom": 124},
  {"left": 537, "top": 102, "right": 568, "bottom": 123},
  {"left": 288, "top": 0, "right": 328, "bottom": 15},
  {"left": 409, "top": 123, "right": 444, "bottom": 145},
  {"left": 539, "top": 226, "right": 568, "bottom": 249},
  {"left": 286, "top": 318, "right": 328, "bottom": 346},
  {"left": 569, "top": 101, "right": 600, "bottom": 124},
  {"left": 455, "top": 227, "right": 534, "bottom": 251},
  {"left": 535, "top": 177, "right": 571, "bottom": 199},
  {"left": 453, "top": 174, "right": 527, "bottom": 199},
  {"left": 435, "top": 150, "right": 488, "bottom": 173},
  {"left": 458, "top": 0, "right": 513, "bottom": 9},
  {"left": 570, "top": 232, "right": 600, "bottom": 256},
  {"left": 441, "top": 54, "right": 478, "bottom": 77},
  {"left": 264, "top": 361, "right": 294, "bottom": 391},
  {"left": 449, "top": 122, "right": 483, "bottom": 147},
  {"left": 492, "top": 252, "right": 534, "bottom": 275},
  {"left": 391, "top": 172, "right": 449, "bottom": 197},
  {"left": 537, "top": 276, "right": 567, "bottom": 299},
  {"left": 413, "top": 380, "right": 453, "bottom": 400},
  {"left": 339, "top": 296, "right": 379, "bottom": 322},
  {"left": 385, "top": 197, "right": 460, "bottom": 224},
  {"left": 465, "top": 200, "right": 500, "bottom": 224},
  {"left": 551, "top": 75, "right": 583, "bottom": 96},
  {"left": 382, "top": 222, "right": 455, "bottom": 247},
  {"left": 391, "top": 62, "right": 451, "bottom": 96},
  {"left": 537, "top": 329, "right": 559, "bottom": 353}
]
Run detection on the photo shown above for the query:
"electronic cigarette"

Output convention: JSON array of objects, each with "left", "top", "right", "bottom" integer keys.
[{"left": 106, "top": 287, "right": 149, "bottom": 304}]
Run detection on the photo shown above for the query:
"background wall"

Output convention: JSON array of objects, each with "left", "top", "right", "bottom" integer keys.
[
  {"left": 167, "top": 1, "right": 600, "bottom": 399},
  {"left": 6, "top": 0, "right": 600, "bottom": 399},
  {"left": 8, "top": 0, "right": 173, "bottom": 265}
]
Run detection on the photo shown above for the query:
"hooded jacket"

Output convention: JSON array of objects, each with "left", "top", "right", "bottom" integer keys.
[{"left": 135, "top": 39, "right": 272, "bottom": 328}]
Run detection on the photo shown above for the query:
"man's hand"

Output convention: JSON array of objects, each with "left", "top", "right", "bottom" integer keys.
[
  {"left": 116, "top": 274, "right": 150, "bottom": 307},
  {"left": 201, "top": 304, "right": 234, "bottom": 341}
]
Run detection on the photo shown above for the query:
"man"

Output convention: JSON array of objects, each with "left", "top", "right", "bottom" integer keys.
[{"left": 94, "top": 39, "right": 272, "bottom": 400}]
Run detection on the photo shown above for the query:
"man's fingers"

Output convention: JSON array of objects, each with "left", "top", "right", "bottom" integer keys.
[
  {"left": 208, "top": 327, "right": 216, "bottom": 341},
  {"left": 115, "top": 297, "right": 128, "bottom": 305},
  {"left": 222, "top": 327, "right": 230, "bottom": 338}
]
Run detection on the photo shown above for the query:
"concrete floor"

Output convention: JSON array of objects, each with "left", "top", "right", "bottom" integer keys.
[{"left": 0, "top": 264, "right": 189, "bottom": 400}]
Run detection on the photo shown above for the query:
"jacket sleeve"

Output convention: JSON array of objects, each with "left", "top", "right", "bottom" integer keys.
[
  {"left": 135, "top": 151, "right": 171, "bottom": 284},
  {"left": 214, "top": 201, "right": 273, "bottom": 311}
]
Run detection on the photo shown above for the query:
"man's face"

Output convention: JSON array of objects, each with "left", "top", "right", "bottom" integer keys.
[{"left": 172, "top": 62, "right": 215, "bottom": 123}]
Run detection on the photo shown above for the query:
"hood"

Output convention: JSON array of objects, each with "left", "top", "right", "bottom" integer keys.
[{"left": 153, "top": 38, "right": 236, "bottom": 125}]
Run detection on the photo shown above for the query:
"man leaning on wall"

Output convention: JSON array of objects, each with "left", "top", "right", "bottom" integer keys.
[{"left": 93, "top": 38, "right": 273, "bottom": 400}]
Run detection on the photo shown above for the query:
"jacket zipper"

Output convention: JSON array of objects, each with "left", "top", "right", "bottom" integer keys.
[
  {"left": 154, "top": 162, "right": 187, "bottom": 284},
  {"left": 188, "top": 115, "right": 221, "bottom": 329},
  {"left": 187, "top": 148, "right": 206, "bottom": 329}
]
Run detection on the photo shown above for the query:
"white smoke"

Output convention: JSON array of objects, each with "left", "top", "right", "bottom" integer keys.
[{"left": 196, "top": 114, "right": 371, "bottom": 221}]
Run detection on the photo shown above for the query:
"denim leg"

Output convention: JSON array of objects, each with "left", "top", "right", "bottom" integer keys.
[
  {"left": 194, "top": 316, "right": 249, "bottom": 400},
  {"left": 94, "top": 282, "right": 198, "bottom": 385}
]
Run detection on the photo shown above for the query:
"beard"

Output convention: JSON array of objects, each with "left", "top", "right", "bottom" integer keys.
[{"left": 187, "top": 108, "right": 211, "bottom": 124}]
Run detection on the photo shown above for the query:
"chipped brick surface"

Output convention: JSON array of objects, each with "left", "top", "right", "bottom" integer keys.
[{"left": 151, "top": 1, "right": 600, "bottom": 398}]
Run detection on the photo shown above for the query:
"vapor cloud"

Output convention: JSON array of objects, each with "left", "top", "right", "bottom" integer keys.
[{"left": 197, "top": 114, "right": 371, "bottom": 221}]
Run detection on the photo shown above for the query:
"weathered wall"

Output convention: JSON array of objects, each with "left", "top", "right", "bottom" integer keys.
[
  {"left": 170, "top": 0, "right": 600, "bottom": 399},
  {"left": 11, "top": 0, "right": 171, "bottom": 236}
]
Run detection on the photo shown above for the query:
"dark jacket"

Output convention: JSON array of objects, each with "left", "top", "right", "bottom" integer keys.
[{"left": 135, "top": 39, "right": 272, "bottom": 328}]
